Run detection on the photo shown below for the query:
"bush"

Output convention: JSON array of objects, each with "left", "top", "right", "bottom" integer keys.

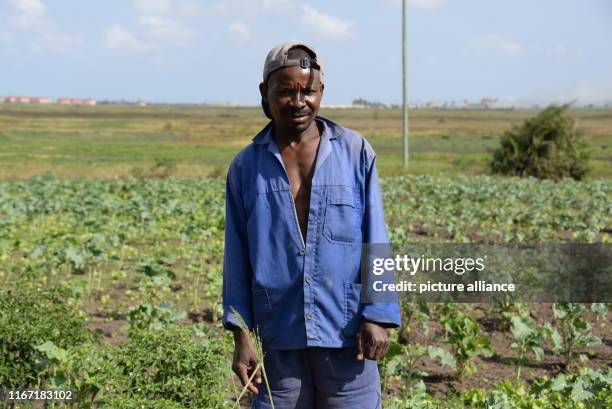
[
  {"left": 104, "top": 397, "right": 186, "bottom": 409},
  {"left": 490, "top": 105, "right": 590, "bottom": 180},
  {"left": 0, "top": 286, "right": 94, "bottom": 388},
  {"left": 109, "top": 325, "right": 231, "bottom": 408}
]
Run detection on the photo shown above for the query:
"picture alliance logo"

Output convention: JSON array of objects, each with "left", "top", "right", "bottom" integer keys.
[{"left": 372, "top": 280, "right": 515, "bottom": 293}]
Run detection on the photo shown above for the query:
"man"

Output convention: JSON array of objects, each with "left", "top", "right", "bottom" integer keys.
[{"left": 223, "top": 42, "right": 401, "bottom": 408}]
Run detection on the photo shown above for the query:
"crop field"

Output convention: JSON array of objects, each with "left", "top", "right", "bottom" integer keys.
[
  {"left": 1, "top": 104, "right": 611, "bottom": 180},
  {"left": 0, "top": 105, "right": 611, "bottom": 408}
]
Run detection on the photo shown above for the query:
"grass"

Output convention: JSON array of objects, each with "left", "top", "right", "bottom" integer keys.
[{"left": 0, "top": 104, "right": 610, "bottom": 180}]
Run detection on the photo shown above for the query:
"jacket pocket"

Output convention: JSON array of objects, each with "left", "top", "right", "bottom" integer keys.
[
  {"left": 343, "top": 282, "right": 362, "bottom": 337},
  {"left": 323, "top": 186, "right": 361, "bottom": 244},
  {"left": 252, "top": 288, "right": 272, "bottom": 323}
]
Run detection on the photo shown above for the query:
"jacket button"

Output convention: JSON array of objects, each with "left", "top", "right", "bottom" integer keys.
[
  {"left": 306, "top": 312, "right": 313, "bottom": 320},
  {"left": 305, "top": 275, "right": 313, "bottom": 284},
  {"left": 299, "top": 249, "right": 305, "bottom": 256}
]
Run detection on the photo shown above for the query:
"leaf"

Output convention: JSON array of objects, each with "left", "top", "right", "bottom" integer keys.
[
  {"left": 550, "top": 374, "right": 567, "bottom": 391},
  {"left": 35, "top": 341, "right": 68, "bottom": 363},
  {"left": 546, "top": 325, "right": 563, "bottom": 352},
  {"left": 590, "top": 303, "right": 608, "bottom": 319},
  {"left": 510, "top": 316, "right": 533, "bottom": 340},
  {"left": 531, "top": 346, "right": 545, "bottom": 360},
  {"left": 570, "top": 378, "right": 594, "bottom": 402},
  {"left": 427, "top": 346, "right": 456, "bottom": 368},
  {"left": 385, "top": 341, "right": 403, "bottom": 359}
]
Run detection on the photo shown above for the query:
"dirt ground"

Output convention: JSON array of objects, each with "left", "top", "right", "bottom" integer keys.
[
  {"left": 86, "top": 303, "right": 611, "bottom": 402},
  {"left": 389, "top": 304, "right": 611, "bottom": 398}
]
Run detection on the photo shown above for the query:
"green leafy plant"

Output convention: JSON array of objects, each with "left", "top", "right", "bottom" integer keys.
[
  {"left": 399, "top": 300, "right": 430, "bottom": 343},
  {"left": 0, "top": 285, "right": 94, "bottom": 388},
  {"left": 104, "top": 397, "right": 186, "bottom": 409},
  {"left": 109, "top": 325, "right": 231, "bottom": 408},
  {"left": 490, "top": 104, "right": 590, "bottom": 180},
  {"left": 509, "top": 315, "right": 546, "bottom": 380},
  {"left": 490, "top": 299, "right": 529, "bottom": 332},
  {"left": 127, "top": 301, "right": 187, "bottom": 333},
  {"left": 546, "top": 303, "right": 602, "bottom": 369},
  {"left": 590, "top": 303, "right": 609, "bottom": 323},
  {"left": 440, "top": 311, "right": 493, "bottom": 379},
  {"left": 531, "top": 368, "right": 612, "bottom": 407},
  {"left": 382, "top": 341, "right": 455, "bottom": 391},
  {"left": 34, "top": 341, "right": 121, "bottom": 407}
]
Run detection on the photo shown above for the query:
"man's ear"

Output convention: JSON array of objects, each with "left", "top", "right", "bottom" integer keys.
[
  {"left": 259, "top": 82, "right": 267, "bottom": 101},
  {"left": 320, "top": 82, "right": 324, "bottom": 95}
]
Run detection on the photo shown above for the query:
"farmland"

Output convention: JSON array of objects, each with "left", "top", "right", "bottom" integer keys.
[
  {"left": 0, "top": 105, "right": 611, "bottom": 408},
  {"left": 1, "top": 104, "right": 611, "bottom": 180}
]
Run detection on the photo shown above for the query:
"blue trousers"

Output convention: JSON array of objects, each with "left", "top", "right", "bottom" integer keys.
[{"left": 252, "top": 347, "right": 382, "bottom": 409}]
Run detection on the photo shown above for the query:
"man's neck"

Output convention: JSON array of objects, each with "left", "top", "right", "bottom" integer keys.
[{"left": 275, "top": 121, "right": 322, "bottom": 148}]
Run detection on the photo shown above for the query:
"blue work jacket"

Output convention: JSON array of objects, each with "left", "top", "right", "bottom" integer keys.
[{"left": 222, "top": 116, "right": 401, "bottom": 350}]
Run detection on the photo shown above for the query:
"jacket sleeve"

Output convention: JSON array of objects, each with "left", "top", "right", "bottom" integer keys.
[
  {"left": 361, "top": 152, "right": 401, "bottom": 328},
  {"left": 222, "top": 160, "right": 254, "bottom": 330}
]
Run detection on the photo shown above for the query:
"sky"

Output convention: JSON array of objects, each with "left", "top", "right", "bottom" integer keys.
[{"left": 1, "top": 0, "right": 611, "bottom": 106}]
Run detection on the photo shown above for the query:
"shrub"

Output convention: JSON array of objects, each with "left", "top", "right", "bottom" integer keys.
[
  {"left": 0, "top": 286, "right": 94, "bottom": 388},
  {"left": 490, "top": 105, "right": 590, "bottom": 180},
  {"left": 109, "top": 325, "right": 231, "bottom": 408},
  {"left": 104, "top": 397, "right": 186, "bottom": 409}
]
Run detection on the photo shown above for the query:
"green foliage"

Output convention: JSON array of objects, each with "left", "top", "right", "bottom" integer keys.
[
  {"left": 385, "top": 381, "right": 463, "bottom": 409},
  {"left": 382, "top": 341, "right": 455, "bottom": 390},
  {"left": 104, "top": 397, "right": 186, "bottom": 409},
  {"left": 509, "top": 315, "right": 546, "bottom": 380},
  {"left": 0, "top": 285, "right": 94, "bottom": 388},
  {"left": 531, "top": 368, "right": 612, "bottom": 408},
  {"left": 128, "top": 251, "right": 187, "bottom": 334},
  {"left": 22, "top": 325, "right": 233, "bottom": 408},
  {"left": 382, "top": 175, "right": 610, "bottom": 243},
  {"left": 34, "top": 341, "right": 121, "bottom": 406},
  {"left": 400, "top": 300, "right": 430, "bottom": 342},
  {"left": 491, "top": 105, "right": 590, "bottom": 180},
  {"left": 127, "top": 301, "right": 187, "bottom": 333},
  {"left": 440, "top": 310, "right": 493, "bottom": 379},
  {"left": 109, "top": 325, "right": 231, "bottom": 408},
  {"left": 384, "top": 369, "right": 612, "bottom": 408},
  {"left": 546, "top": 303, "right": 601, "bottom": 369},
  {"left": 1, "top": 175, "right": 611, "bottom": 406},
  {"left": 590, "top": 302, "right": 609, "bottom": 322},
  {"left": 490, "top": 299, "right": 529, "bottom": 331}
]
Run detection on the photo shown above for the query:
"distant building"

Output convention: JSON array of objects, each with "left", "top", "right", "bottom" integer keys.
[
  {"left": 3, "top": 96, "right": 50, "bottom": 104},
  {"left": 58, "top": 97, "right": 96, "bottom": 105},
  {"left": 32, "top": 97, "right": 52, "bottom": 104},
  {"left": 3, "top": 96, "right": 96, "bottom": 105}
]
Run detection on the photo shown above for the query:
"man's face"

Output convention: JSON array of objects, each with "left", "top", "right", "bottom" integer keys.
[{"left": 260, "top": 66, "right": 324, "bottom": 134}]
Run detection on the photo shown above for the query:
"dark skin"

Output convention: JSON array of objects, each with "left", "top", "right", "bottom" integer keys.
[{"left": 231, "top": 65, "right": 389, "bottom": 395}]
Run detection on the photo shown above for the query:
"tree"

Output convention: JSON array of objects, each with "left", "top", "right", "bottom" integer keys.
[{"left": 490, "top": 105, "right": 590, "bottom": 180}]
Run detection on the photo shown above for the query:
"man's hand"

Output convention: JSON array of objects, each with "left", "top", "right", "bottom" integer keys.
[
  {"left": 232, "top": 328, "right": 262, "bottom": 394},
  {"left": 356, "top": 321, "right": 389, "bottom": 361}
]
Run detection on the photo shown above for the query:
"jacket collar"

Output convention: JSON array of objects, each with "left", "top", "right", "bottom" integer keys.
[{"left": 252, "top": 116, "right": 339, "bottom": 145}]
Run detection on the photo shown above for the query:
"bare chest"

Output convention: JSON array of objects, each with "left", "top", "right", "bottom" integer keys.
[{"left": 280, "top": 139, "right": 319, "bottom": 240}]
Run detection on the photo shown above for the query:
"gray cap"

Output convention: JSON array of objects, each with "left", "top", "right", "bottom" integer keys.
[{"left": 262, "top": 42, "right": 323, "bottom": 83}]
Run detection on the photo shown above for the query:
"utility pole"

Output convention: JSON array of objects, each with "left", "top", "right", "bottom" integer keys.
[{"left": 402, "top": 0, "right": 409, "bottom": 168}]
